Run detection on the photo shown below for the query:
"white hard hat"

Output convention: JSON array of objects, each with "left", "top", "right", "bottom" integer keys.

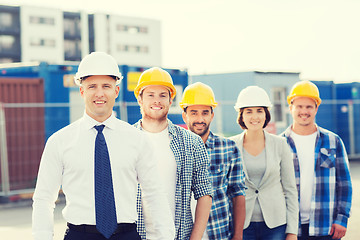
[
  {"left": 234, "top": 86, "right": 272, "bottom": 111},
  {"left": 74, "top": 52, "right": 123, "bottom": 86}
]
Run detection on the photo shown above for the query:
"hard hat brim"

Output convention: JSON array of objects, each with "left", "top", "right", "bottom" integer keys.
[{"left": 134, "top": 81, "right": 176, "bottom": 99}]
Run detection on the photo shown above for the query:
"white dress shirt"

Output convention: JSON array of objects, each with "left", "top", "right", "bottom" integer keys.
[{"left": 32, "top": 113, "right": 174, "bottom": 240}]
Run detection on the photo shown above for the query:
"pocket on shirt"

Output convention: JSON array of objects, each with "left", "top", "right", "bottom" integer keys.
[
  {"left": 209, "top": 164, "right": 224, "bottom": 175},
  {"left": 319, "top": 148, "right": 336, "bottom": 168}
]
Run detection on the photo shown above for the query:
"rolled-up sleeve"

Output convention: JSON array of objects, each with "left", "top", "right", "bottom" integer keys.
[
  {"left": 192, "top": 137, "right": 213, "bottom": 200},
  {"left": 227, "top": 144, "right": 246, "bottom": 199},
  {"left": 334, "top": 137, "right": 352, "bottom": 228}
]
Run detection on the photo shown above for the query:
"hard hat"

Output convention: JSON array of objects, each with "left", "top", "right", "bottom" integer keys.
[
  {"left": 134, "top": 67, "right": 176, "bottom": 99},
  {"left": 74, "top": 52, "right": 123, "bottom": 86},
  {"left": 287, "top": 81, "right": 321, "bottom": 105},
  {"left": 179, "top": 82, "right": 217, "bottom": 109},
  {"left": 234, "top": 86, "right": 272, "bottom": 111}
]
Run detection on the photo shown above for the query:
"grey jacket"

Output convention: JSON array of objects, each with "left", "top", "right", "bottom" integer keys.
[{"left": 229, "top": 130, "right": 299, "bottom": 234}]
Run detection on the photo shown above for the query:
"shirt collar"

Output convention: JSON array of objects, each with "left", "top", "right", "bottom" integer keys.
[
  {"left": 287, "top": 123, "right": 320, "bottom": 138},
  {"left": 205, "top": 131, "right": 215, "bottom": 149},
  {"left": 135, "top": 119, "right": 175, "bottom": 136},
  {"left": 81, "top": 111, "right": 117, "bottom": 130}
]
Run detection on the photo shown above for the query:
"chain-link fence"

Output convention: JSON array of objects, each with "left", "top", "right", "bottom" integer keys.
[
  {"left": 1, "top": 99, "right": 359, "bottom": 197},
  {"left": 211, "top": 99, "right": 360, "bottom": 159}
]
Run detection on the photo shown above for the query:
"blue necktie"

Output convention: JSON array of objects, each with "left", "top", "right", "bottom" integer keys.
[{"left": 94, "top": 125, "right": 118, "bottom": 239}]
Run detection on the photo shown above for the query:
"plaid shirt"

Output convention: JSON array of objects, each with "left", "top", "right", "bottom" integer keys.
[
  {"left": 281, "top": 125, "right": 352, "bottom": 236},
  {"left": 205, "top": 132, "right": 246, "bottom": 239},
  {"left": 134, "top": 120, "right": 213, "bottom": 240}
]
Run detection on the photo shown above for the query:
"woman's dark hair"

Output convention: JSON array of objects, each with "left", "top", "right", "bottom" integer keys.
[{"left": 237, "top": 107, "right": 271, "bottom": 130}]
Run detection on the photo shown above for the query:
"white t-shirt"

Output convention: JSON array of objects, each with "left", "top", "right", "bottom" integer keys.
[
  {"left": 144, "top": 128, "right": 177, "bottom": 222},
  {"left": 290, "top": 130, "right": 317, "bottom": 224}
]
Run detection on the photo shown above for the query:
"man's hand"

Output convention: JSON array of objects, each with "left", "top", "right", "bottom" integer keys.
[
  {"left": 285, "top": 233, "right": 297, "bottom": 240},
  {"left": 330, "top": 223, "right": 347, "bottom": 239},
  {"left": 231, "top": 234, "right": 243, "bottom": 240}
]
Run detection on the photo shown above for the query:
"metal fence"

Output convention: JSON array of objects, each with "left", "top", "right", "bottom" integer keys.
[
  {"left": 212, "top": 99, "right": 360, "bottom": 159},
  {"left": 0, "top": 100, "right": 359, "bottom": 197}
]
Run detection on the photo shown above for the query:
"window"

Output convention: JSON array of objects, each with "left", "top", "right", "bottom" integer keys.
[
  {"left": 29, "top": 16, "right": 55, "bottom": 25},
  {"left": 64, "top": 39, "right": 81, "bottom": 57},
  {"left": 0, "top": 57, "right": 13, "bottom": 63},
  {"left": 64, "top": 18, "right": 78, "bottom": 35},
  {"left": 117, "top": 44, "right": 149, "bottom": 53},
  {"left": 116, "top": 24, "right": 148, "bottom": 34},
  {"left": 30, "top": 38, "right": 56, "bottom": 47},
  {"left": 272, "top": 87, "right": 287, "bottom": 127},
  {"left": 0, "top": 13, "right": 13, "bottom": 28},
  {"left": 0, "top": 35, "right": 15, "bottom": 50}
]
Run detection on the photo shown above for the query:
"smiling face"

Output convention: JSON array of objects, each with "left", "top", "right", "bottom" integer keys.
[
  {"left": 182, "top": 105, "right": 214, "bottom": 141},
  {"left": 137, "top": 85, "right": 172, "bottom": 122},
  {"left": 289, "top": 96, "right": 318, "bottom": 129},
  {"left": 241, "top": 107, "right": 266, "bottom": 132},
  {"left": 80, "top": 75, "right": 119, "bottom": 122}
]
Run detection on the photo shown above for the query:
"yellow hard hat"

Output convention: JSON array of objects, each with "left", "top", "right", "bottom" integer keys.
[
  {"left": 287, "top": 81, "right": 321, "bottom": 105},
  {"left": 179, "top": 82, "right": 217, "bottom": 109},
  {"left": 134, "top": 67, "right": 176, "bottom": 99}
]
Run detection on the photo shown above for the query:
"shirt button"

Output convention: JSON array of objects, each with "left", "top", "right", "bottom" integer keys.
[{"left": 255, "top": 190, "right": 259, "bottom": 194}]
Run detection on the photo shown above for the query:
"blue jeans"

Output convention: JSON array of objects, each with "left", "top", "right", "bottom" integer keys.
[
  {"left": 244, "top": 222, "right": 286, "bottom": 240},
  {"left": 299, "top": 224, "right": 339, "bottom": 240}
]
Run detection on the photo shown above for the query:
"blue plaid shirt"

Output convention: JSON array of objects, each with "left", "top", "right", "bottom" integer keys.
[
  {"left": 281, "top": 125, "right": 352, "bottom": 236},
  {"left": 134, "top": 120, "right": 213, "bottom": 240},
  {"left": 205, "top": 132, "right": 246, "bottom": 239}
]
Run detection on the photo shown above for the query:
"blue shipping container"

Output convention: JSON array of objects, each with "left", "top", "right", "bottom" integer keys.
[{"left": 0, "top": 62, "right": 188, "bottom": 139}]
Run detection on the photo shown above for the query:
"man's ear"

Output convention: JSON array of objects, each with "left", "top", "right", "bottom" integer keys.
[
  {"left": 80, "top": 86, "right": 84, "bottom": 97},
  {"left": 182, "top": 111, "right": 187, "bottom": 123}
]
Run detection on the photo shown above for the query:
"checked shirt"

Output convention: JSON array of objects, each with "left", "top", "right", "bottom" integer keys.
[
  {"left": 282, "top": 125, "right": 352, "bottom": 236},
  {"left": 205, "top": 132, "right": 246, "bottom": 239},
  {"left": 134, "top": 120, "right": 213, "bottom": 240}
]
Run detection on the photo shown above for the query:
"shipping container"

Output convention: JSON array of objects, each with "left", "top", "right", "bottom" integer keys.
[
  {"left": 334, "top": 83, "right": 360, "bottom": 156},
  {"left": 0, "top": 62, "right": 77, "bottom": 140},
  {"left": 0, "top": 62, "right": 188, "bottom": 137},
  {"left": 312, "top": 81, "right": 337, "bottom": 132},
  {"left": 0, "top": 62, "right": 188, "bottom": 197},
  {"left": 0, "top": 77, "right": 45, "bottom": 193}
]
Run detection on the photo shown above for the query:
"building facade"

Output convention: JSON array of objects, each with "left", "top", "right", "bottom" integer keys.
[{"left": 0, "top": 4, "right": 161, "bottom": 66}]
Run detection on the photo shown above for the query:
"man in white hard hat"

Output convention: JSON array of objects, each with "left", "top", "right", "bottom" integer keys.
[
  {"left": 180, "top": 82, "right": 247, "bottom": 240},
  {"left": 32, "top": 52, "right": 174, "bottom": 240},
  {"left": 282, "top": 81, "right": 352, "bottom": 240},
  {"left": 133, "top": 67, "right": 213, "bottom": 240}
]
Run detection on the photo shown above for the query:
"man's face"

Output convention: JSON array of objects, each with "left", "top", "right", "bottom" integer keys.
[
  {"left": 138, "top": 85, "right": 172, "bottom": 121},
  {"left": 289, "top": 97, "right": 318, "bottom": 127},
  {"left": 80, "top": 75, "right": 119, "bottom": 122},
  {"left": 182, "top": 105, "right": 214, "bottom": 137}
]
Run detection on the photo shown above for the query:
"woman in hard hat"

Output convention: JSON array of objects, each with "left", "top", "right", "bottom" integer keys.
[{"left": 229, "top": 86, "right": 298, "bottom": 240}]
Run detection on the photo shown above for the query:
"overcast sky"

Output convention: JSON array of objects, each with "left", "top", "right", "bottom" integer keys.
[{"left": 2, "top": 0, "right": 360, "bottom": 82}]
